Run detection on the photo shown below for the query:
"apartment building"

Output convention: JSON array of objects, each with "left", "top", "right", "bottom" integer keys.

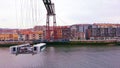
[
  {"left": 90, "top": 24, "right": 120, "bottom": 40},
  {"left": 0, "top": 33, "right": 19, "bottom": 41}
]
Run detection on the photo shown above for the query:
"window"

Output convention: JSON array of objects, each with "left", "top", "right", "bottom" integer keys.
[
  {"left": 34, "top": 47, "right": 37, "bottom": 51},
  {"left": 13, "top": 47, "right": 16, "bottom": 51}
]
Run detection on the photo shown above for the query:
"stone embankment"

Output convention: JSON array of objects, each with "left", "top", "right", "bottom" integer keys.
[{"left": 0, "top": 41, "right": 33, "bottom": 47}]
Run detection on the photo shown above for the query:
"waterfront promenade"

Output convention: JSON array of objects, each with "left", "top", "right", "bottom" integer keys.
[
  {"left": 0, "top": 41, "right": 33, "bottom": 45},
  {"left": 0, "top": 39, "right": 120, "bottom": 47}
]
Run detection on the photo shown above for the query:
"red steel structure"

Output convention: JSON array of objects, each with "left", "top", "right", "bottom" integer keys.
[{"left": 43, "top": 0, "right": 57, "bottom": 41}]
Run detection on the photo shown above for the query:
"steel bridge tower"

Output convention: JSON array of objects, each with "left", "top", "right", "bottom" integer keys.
[{"left": 43, "top": 0, "right": 57, "bottom": 41}]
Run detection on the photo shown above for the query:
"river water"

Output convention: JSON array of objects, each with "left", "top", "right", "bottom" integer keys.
[{"left": 1, "top": 46, "right": 120, "bottom": 68}]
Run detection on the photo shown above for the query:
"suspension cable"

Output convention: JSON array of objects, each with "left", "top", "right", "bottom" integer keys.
[
  {"left": 34, "top": 0, "right": 37, "bottom": 26},
  {"left": 15, "top": 0, "right": 18, "bottom": 29},
  {"left": 30, "top": 0, "right": 34, "bottom": 27},
  {"left": 20, "top": 0, "right": 24, "bottom": 28}
]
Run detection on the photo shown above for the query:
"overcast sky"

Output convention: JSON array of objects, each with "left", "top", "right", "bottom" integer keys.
[{"left": 0, "top": 0, "right": 120, "bottom": 28}]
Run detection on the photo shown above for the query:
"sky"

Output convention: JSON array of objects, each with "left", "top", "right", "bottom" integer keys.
[{"left": 0, "top": 0, "right": 120, "bottom": 28}]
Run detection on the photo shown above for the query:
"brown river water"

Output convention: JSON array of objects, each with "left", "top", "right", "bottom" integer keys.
[{"left": 0, "top": 46, "right": 120, "bottom": 68}]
